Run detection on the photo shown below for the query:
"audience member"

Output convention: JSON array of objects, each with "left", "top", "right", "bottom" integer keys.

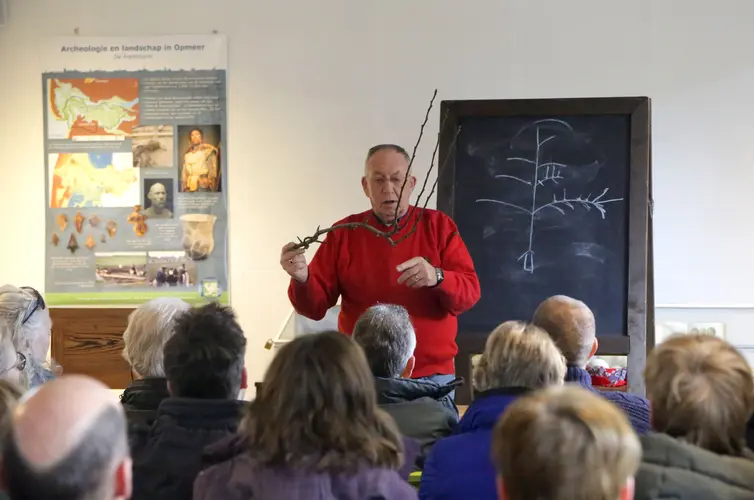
[
  {"left": 1, "top": 375, "right": 132, "bottom": 500},
  {"left": 0, "top": 379, "right": 21, "bottom": 500},
  {"left": 120, "top": 297, "right": 191, "bottom": 446},
  {"left": 0, "top": 325, "right": 25, "bottom": 388},
  {"left": 493, "top": 385, "right": 640, "bottom": 500},
  {"left": 419, "top": 321, "right": 566, "bottom": 500},
  {"left": 194, "top": 330, "right": 419, "bottom": 500},
  {"left": 353, "top": 304, "right": 458, "bottom": 467},
  {"left": 132, "top": 302, "right": 247, "bottom": 500},
  {"left": 532, "top": 295, "right": 651, "bottom": 433},
  {"left": 635, "top": 333, "right": 754, "bottom": 499},
  {"left": 0, "top": 285, "right": 56, "bottom": 387}
]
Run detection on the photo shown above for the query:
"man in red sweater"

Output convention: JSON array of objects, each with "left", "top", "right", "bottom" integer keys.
[{"left": 280, "top": 144, "right": 481, "bottom": 384}]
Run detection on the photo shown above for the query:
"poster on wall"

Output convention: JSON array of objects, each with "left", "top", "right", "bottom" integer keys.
[{"left": 42, "top": 35, "right": 229, "bottom": 306}]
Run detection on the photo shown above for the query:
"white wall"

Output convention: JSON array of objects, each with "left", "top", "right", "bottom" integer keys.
[{"left": 2, "top": 0, "right": 754, "bottom": 388}]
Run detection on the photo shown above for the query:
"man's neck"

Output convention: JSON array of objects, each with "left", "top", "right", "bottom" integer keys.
[{"left": 372, "top": 207, "right": 410, "bottom": 227}]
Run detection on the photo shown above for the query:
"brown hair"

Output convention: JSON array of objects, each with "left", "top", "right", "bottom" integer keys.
[
  {"left": 492, "top": 385, "right": 641, "bottom": 500},
  {"left": 242, "top": 331, "right": 404, "bottom": 472},
  {"left": 645, "top": 333, "right": 754, "bottom": 456}
]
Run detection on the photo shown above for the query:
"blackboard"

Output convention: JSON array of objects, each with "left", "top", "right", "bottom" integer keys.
[{"left": 437, "top": 97, "right": 652, "bottom": 404}]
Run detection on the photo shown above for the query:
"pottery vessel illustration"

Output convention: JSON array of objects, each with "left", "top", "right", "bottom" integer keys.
[{"left": 180, "top": 214, "right": 217, "bottom": 261}]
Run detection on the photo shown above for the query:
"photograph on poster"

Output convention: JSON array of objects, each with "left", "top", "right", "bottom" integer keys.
[
  {"left": 142, "top": 178, "right": 174, "bottom": 219},
  {"left": 49, "top": 152, "right": 140, "bottom": 208},
  {"left": 47, "top": 77, "right": 139, "bottom": 140},
  {"left": 95, "top": 251, "right": 148, "bottom": 286},
  {"left": 177, "top": 125, "right": 222, "bottom": 193},
  {"left": 132, "top": 125, "right": 174, "bottom": 168},
  {"left": 147, "top": 251, "right": 197, "bottom": 287}
]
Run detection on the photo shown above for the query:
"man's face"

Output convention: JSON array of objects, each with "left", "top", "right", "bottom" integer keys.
[
  {"left": 0, "top": 341, "right": 21, "bottom": 385},
  {"left": 148, "top": 184, "right": 167, "bottom": 208},
  {"left": 190, "top": 130, "right": 202, "bottom": 145},
  {"left": 361, "top": 149, "right": 416, "bottom": 223}
]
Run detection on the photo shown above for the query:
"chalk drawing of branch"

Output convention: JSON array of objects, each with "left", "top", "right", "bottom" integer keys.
[{"left": 475, "top": 119, "right": 623, "bottom": 273}]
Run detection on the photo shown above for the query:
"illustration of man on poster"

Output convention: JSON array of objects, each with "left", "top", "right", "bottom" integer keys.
[{"left": 180, "top": 127, "right": 220, "bottom": 192}]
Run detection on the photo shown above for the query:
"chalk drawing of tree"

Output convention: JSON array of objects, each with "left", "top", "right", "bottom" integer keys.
[{"left": 476, "top": 118, "right": 623, "bottom": 273}]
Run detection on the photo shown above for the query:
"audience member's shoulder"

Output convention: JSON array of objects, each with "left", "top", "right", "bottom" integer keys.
[{"left": 603, "top": 390, "right": 650, "bottom": 408}]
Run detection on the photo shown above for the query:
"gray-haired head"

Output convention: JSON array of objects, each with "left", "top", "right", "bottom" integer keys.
[
  {"left": 352, "top": 304, "right": 416, "bottom": 378},
  {"left": 532, "top": 295, "right": 596, "bottom": 367},
  {"left": 122, "top": 297, "right": 191, "bottom": 378},
  {"left": 0, "top": 285, "right": 52, "bottom": 363}
]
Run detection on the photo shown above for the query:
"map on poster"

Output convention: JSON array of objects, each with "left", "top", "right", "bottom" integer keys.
[{"left": 43, "top": 35, "right": 229, "bottom": 306}]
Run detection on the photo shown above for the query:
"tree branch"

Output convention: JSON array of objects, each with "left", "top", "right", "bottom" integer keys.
[{"left": 291, "top": 89, "right": 455, "bottom": 251}]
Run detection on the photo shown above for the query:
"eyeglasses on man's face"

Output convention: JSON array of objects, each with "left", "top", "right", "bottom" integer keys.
[{"left": 0, "top": 351, "right": 26, "bottom": 376}]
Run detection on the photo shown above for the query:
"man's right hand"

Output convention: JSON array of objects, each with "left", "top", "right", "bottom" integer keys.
[{"left": 280, "top": 242, "right": 309, "bottom": 283}]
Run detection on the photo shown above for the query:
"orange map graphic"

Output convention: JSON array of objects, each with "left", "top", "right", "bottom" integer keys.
[{"left": 48, "top": 78, "right": 140, "bottom": 139}]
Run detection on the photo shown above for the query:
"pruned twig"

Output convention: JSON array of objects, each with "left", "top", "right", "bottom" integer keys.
[{"left": 290, "top": 89, "right": 457, "bottom": 250}]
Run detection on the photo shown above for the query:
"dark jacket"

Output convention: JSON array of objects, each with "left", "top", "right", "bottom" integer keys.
[
  {"left": 566, "top": 366, "right": 651, "bottom": 434},
  {"left": 635, "top": 433, "right": 754, "bottom": 500},
  {"left": 120, "top": 378, "right": 170, "bottom": 450},
  {"left": 131, "top": 397, "right": 244, "bottom": 500},
  {"left": 193, "top": 434, "right": 419, "bottom": 500},
  {"left": 375, "top": 377, "right": 458, "bottom": 468},
  {"left": 419, "top": 388, "right": 527, "bottom": 500}
]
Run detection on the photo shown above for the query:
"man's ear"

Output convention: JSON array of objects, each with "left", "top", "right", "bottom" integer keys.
[
  {"left": 166, "top": 380, "right": 174, "bottom": 396},
  {"left": 588, "top": 337, "right": 599, "bottom": 360},
  {"left": 496, "top": 476, "right": 508, "bottom": 500},
  {"left": 114, "top": 456, "right": 133, "bottom": 500},
  {"left": 401, "top": 356, "right": 415, "bottom": 378},
  {"left": 361, "top": 176, "right": 369, "bottom": 196},
  {"left": 241, "top": 367, "right": 248, "bottom": 390}
]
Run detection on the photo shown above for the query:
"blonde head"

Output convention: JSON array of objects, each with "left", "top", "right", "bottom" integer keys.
[
  {"left": 645, "top": 333, "right": 754, "bottom": 456},
  {"left": 493, "top": 385, "right": 641, "bottom": 500},
  {"left": 473, "top": 321, "right": 566, "bottom": 393}
]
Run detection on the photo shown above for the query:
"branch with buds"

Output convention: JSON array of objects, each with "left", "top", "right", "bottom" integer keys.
[{"left": 290, "top": 89, "right": 460, "bottom": 250}]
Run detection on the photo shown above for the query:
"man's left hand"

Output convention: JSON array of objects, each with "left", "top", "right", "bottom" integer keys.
[{"left": 397, "top": 257, "right": 437, "bottom": 289}]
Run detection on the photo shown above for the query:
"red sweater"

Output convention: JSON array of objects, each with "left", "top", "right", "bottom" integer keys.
[{"left": 288, "top": 207, "right": 481, "bottom": 377}]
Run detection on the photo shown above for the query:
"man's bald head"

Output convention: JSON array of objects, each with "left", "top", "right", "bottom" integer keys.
[
  {"left": 532, "top": 295, "right": 596, "bottom": 367},
  {"left": 2, "top": 375, "right": 131, "bottom": 500}
]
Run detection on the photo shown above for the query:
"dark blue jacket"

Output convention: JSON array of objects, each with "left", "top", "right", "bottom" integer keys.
[
  {"left": 566, "top": 366, "right": 651, "bottom": 434},
  {"left": 418, "top": 388, "right": 527, "bottom": 500}
]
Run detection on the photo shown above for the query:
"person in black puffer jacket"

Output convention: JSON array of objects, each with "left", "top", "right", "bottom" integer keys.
[{"left": 131, "top": 302, "right": 248, "bottom": 500}]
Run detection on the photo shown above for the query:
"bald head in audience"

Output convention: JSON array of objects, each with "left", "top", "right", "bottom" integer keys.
[
  {"left": 1, "top": 375, "right": 132, "bottom": 500},
  {"left": 532, "top": 295, "right": 597, "bottom": 367}
]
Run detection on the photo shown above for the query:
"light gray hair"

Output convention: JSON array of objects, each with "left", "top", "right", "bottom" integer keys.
[
  {"left": 122, "top": 298, "right": 191, "bottom": 378},
  {"left": 352, "top": 304, "right": 416, "bottom": 378},
  {"left": 473, "top": 321, "right": 566, "bottom": 393},
  {"left": 0, "top": 285, "right": 51, "bottom": 368},
  {"left": 532, "top": 295, "right": 596, "bottom": 367}
]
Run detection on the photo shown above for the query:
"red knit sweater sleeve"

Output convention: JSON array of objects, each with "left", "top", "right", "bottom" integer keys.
[
  {"left": 287, "top": 227, "right": 341, "bottom": 321},
  {"left": 431, "top": 213, "right": 481, "bottom": 316}
]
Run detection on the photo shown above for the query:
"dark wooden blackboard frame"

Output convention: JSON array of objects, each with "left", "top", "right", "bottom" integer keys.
[{"left": 437, "top": 97, "right": 653, "bottom": 405}]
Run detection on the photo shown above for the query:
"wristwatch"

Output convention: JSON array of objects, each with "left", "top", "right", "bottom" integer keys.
[{"left": 432, "top": 267, "right": 444, "bottom": 287}]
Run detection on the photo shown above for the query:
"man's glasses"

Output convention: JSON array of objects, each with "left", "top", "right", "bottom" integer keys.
[
  {"left": 20, "top": 286, "right": 46, "bottom": 326},
  {"left": 0, "top": 351, "right": 26, "bottom": 376}
]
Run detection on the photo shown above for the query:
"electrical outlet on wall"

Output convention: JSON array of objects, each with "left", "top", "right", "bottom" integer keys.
[
  {"left": 688, "top": 322, "right": 725, "bottom": 339},
  {"left": 655, "top": 321, "right": 688, "bottom": 344}
]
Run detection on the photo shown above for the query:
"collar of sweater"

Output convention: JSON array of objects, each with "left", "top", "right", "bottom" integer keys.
[{"left": 565, "top": 365, "right": 593, "bottom": 387}]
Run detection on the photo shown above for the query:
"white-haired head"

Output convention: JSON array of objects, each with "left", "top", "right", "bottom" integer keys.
[{"left": 122, "top": 297, "right": 191, "bottom": 378}]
